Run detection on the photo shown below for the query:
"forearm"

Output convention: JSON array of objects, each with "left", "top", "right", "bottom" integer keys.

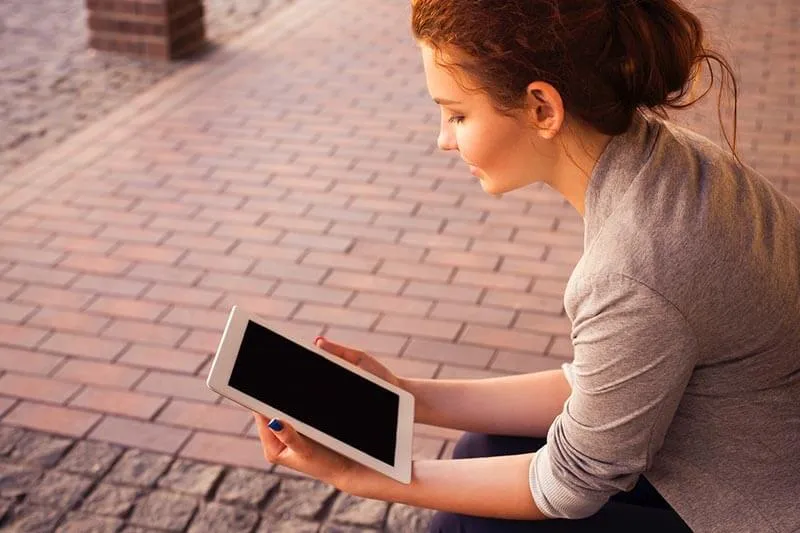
[
  {"left": 401, "top": 369, "right": 571, "bottom": 437},
  {"left": 345, "top": 454, "right": 548, "bottom": 520}
]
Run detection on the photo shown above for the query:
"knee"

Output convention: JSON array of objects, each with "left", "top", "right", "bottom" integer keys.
[
  {"left": 428, "top": 511, "right": 464, "bottom": 533},
  {"left": 450, "top": 432, "right": 493, "bottom": 460}
]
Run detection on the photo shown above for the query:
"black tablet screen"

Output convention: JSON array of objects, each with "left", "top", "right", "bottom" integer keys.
[{"left": 228, "top": 320, "right": 399, "bottom": 466}]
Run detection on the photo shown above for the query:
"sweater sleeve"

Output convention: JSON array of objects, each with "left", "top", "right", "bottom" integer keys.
[{"left": 530, "top": 273, "right": 699, "bottom": 519}]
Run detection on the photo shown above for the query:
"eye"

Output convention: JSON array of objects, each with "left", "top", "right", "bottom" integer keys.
[{"left": 448, "top": 115, "right": 465, "bottom": 124}]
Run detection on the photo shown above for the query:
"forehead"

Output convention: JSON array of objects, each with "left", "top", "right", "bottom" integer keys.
[{"left": 420, "top": 44, "right": 475, "bottom": 100}]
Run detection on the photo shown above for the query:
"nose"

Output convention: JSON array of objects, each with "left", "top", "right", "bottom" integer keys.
[{"left": 437, "top": 118, "right": 458, "bottom": 152}]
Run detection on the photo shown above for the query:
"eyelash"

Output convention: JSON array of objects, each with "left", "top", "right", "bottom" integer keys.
[{"left": 448, "top": 115, "right": 465, "bottom": 124}]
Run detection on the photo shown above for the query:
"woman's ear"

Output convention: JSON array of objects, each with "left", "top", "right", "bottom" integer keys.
[{"left": 525, "top": 81, "right": 565, "bottom": 139}]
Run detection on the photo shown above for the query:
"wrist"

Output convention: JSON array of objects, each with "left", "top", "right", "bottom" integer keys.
[{"left": 400, "top": 377, "right": 433, "bottom": 424}]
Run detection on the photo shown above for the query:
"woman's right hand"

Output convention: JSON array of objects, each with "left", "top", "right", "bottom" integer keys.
[{"left": 314, "top": 336, "right": 404, "bottom": 390}]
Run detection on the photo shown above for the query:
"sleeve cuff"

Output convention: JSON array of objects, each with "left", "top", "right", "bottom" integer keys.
[
  {"left": 529, "top": 444, "right": 606, "bottom": 520},
  {"left": 561, "top": 362, "right": 574, "bottom": 387}
]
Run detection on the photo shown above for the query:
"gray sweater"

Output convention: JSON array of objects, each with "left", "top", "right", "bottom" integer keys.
[{"left": 529, "top": 112, "right": 800, "bottom": 532}]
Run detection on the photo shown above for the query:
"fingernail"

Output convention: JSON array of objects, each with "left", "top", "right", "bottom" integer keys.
[
  {"left": 268, "top": 418, "right": 283, "bottom": 432},
  {"left": 314, "top": 336, "right": 324, "bottom": 347}
]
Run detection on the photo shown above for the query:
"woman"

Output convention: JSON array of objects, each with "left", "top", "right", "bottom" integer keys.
[{"left": 253, "top": 0, "right": 800, "bottom": 531}]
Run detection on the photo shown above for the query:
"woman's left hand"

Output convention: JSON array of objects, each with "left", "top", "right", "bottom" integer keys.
[{"left": 252, "top": 414, "right": 360, "bottom": 489}]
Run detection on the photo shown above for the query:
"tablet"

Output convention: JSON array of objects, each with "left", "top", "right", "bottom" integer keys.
[{"left": 206, "top": 306, "right": 414, "bottom": 484}]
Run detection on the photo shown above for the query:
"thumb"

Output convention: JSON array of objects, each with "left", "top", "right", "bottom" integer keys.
[
  {"left": 267, "top": 418, "right": 312, "bottom": 457},
  {"left": 315, "top": 337, "right": 363, "bottom": 366}
]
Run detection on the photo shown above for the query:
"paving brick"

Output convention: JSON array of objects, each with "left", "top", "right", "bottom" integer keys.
[
  {"left": 0, "top": 244, "right": 64, "bottom": 266},
  {"left": 460, "top": 324, "right": 550, "bottom": 354},
  {"left": 119, "top": 345, "right": 208, "bottom": 374},
  {"left": 0, "top": 279, "right": 22, "bottom": 300},
  {"left": 500, "top": 257, "right": 572, "bottom": 280},
  {"left": 329, "top": 222, "right": 400, "bottom": 243},
  {"left": 547, "top": 335, "right": 574, "bottom": 360},
  {"left": 180, "top": 432, "right": 269, "bottom": 471},
  {"left": 39, "top": 333, "right": 127, "bottom": 361},
  {"left": 136, "top": 371, "right": 219, "bottom": 403},
  {"left": 322, "top": 327, "right": 408, "bottom": 357},
  {"left": 348, "top": 293, "right": 432, "bottom": 317},
  {"left": 90, "top": 417, "right": 191, "bottom": 454},
  {"left": 216, "top": 295, "right": 299, "bottom": 321},
  {"left": 13, "top": 285, "right": 94, "bottom": 310},
  {"left": 70, "top": 388, "right": 167, "bottom": 419},
  {"left": 251, "top": 260, "right": 328, "bottom": 284},
  {"left": 180, "top": 329, "right": 225, "bottom": 355},
  {"left": 350, "top": 241, "right": 426, "bottom": 262},
  {"left": 128, "top": 263, "right": 204, "bottom": 285},
  {"left": 481, "top": 289, "right": 564, "bottom": 314},
  {"left": 3, "top": 402, "right": 100, "bottom": 437},
  {"left": 0, "top": 300, "right": 35, "bottom": 324},
  {"left": 60, "top": 253, "right": 132, "bottom": 275},
  {"left": 324, "top": 271, "right": 404, "bottom": 295},
  {"left": 375, "top": 315, "right": 461, "bottom": 341},
  {"left": 102, "top": 319, "right": 188, "bottom": 347},
  {"left": 72, "top": 274, "right": 149, "bottom": 297},
  {"left": 0, "top": 373, "right": 81, "bottom": 404},
  {"left": 88, "top": 297, "right": 168, "bottom": 321},
  {"left": 545, "top": 246, "right": 583, "bottom": 265},
  {"left": 376, "top": 356, "right": 439, "bottom": 379},
  {"left": 0, "top": 347, "right": 63, "bottom": 375},
  {"left": 200, "top": 272, "right": 277, "bottom": 294},
  {"left": 531, "top": 277, "right": 570, "bottom": 296},
  {"left": 99, "top": 225, "right": 169, "bottom": 245},
  {"left": 56, "top": 360, "right": 145, "bottom": 388},
  {"left": 302, "top": 251, "right": 378, "bottom": 273},
  {"left": 403, "top": 280, "right": 481, "bottom": 304},
  {"left": 28, "top": 308, "right": 109, "bottom": 335},
  {"left": 403, "top": 337, "right": 494, "bottom": 367},
  {"left": 4, "top": 264, "right": 76, "bottom": 287},
  {"left": 491, "top": 351, "right": 564, "bottom": 373},
  {"left": 294, "top": 303, "right": 378, "bottom": 329},
  {"left": 453, "top": 269, "right": 532, "bottom": 291},
  {"left": 156, "top": 399, "right": 251, "bottom": 434},
  {"left": 144, "top": 283, "right": 221, "bottom": 307},
  {"left": 514, "top": 311, "right": 572, "bottom": 336}
]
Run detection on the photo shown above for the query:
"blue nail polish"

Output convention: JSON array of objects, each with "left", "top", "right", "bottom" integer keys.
[{"left": 268, "top": 418, "right": 283, "bottom": 431}]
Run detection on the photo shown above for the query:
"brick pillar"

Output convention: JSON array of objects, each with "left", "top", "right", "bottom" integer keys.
[{"left": 86, "top": 0, "right": 206, "bottom": 61}]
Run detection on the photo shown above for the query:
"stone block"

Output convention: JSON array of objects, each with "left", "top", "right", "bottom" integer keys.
[
  {"left": 215, "top": 468, "right": 280, "bottom": 508},
  {"left": 106, "top": 448, "right": 172, "bottom": 487},
  {"left": 157, "top": 458, "right": 224, "bottom": 496},
  {"left": 58, "top": 440, "right": 124, "bottom": 477}
]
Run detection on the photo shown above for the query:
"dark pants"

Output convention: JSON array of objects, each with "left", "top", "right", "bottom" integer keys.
[{"left": 429, "top": 433, "right": 693, "bottom": 533}]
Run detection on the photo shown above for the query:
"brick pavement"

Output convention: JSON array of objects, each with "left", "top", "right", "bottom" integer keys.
[{"left": 0, "top": 0, "right": 798, "bottom": 530}]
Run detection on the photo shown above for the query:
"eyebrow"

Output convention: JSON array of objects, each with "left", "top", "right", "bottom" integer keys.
[{"left": 433, "top": 97, "right": 462, "bottom": 105}]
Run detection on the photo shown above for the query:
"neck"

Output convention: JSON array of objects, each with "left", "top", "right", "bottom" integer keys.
[{"left": 545, "top": 124, "right": 611, "bottom": 218}]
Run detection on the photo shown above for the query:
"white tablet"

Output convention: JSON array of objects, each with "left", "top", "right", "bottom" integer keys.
[{"left": 206, "top": 306, "right": 414, "bottom": 484}]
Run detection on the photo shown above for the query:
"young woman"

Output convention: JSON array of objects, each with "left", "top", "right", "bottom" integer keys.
[{"left": 253, "top": 0, "right": 800, "bottom": 531}]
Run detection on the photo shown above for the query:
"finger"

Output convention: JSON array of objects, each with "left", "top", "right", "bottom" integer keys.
[
  {"left": 314, "top": 337, "right": 363, "bottom": 366},
  {"left": 267, "top": 418, "right": 313, "bottom": 458},
  {"left": 253, "top": 413, "right": 286, "bottom": 461}
]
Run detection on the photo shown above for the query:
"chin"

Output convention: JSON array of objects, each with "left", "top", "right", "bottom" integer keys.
[{"left": 478, "top": 178, "right": 510, "bottom": 197}]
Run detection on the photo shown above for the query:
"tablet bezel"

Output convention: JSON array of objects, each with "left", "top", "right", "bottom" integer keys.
[{"left": 206, "top": 305, "right": 414, "bottom": 484}]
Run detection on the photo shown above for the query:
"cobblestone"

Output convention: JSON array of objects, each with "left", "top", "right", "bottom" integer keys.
[
  {"left": 9, "top": 432, "right": 72, "bottom": 468},
  {"left": 0, "top": 0, "right": 294, "bottom": 176},
  {"left": 128, "top": 490, "right": 198, "bottom": 531},
  {"left": 0, "top": 463, "right": 42, "bottom": 499},
  {"left": 57, "top": 440, "right": 124, "bottom": 478},
  {"left": 215, "top": 468, "right": 280, "bottom": 508},
  {"left": 2, "top": 502, "right": 64, "bottom": 532},
  {"left": 329, "top": 493, "right": 389, "bottom": 529},
  {"left": 106, "top": 449, "right": 172, "bottom": 487},
  {"left": 386, "top": 504, "right": 436, "bottom": 533},
  {"left": 26, "top": 470, "right": 93, "bottom": 509},
  {"left": 55, "top": 512, "right": 124, "bottom": 533},
  {"left": 80, "top": 483, "right": 142, "bottom": 517},
  {"left": 187, "top": 502, "right": 260, "bottom": 533},
  {"left": 157, "top": 459, "right": 224, "bottom": 497},
  {"left": 0, "top": 426, "right": 25, "bottom": 456},
  {"left": 265, "top": 478, "right": 336, "bottom": 520},
  {"left": 258, "top": 517, "right": 321, "bottom": 533}
]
